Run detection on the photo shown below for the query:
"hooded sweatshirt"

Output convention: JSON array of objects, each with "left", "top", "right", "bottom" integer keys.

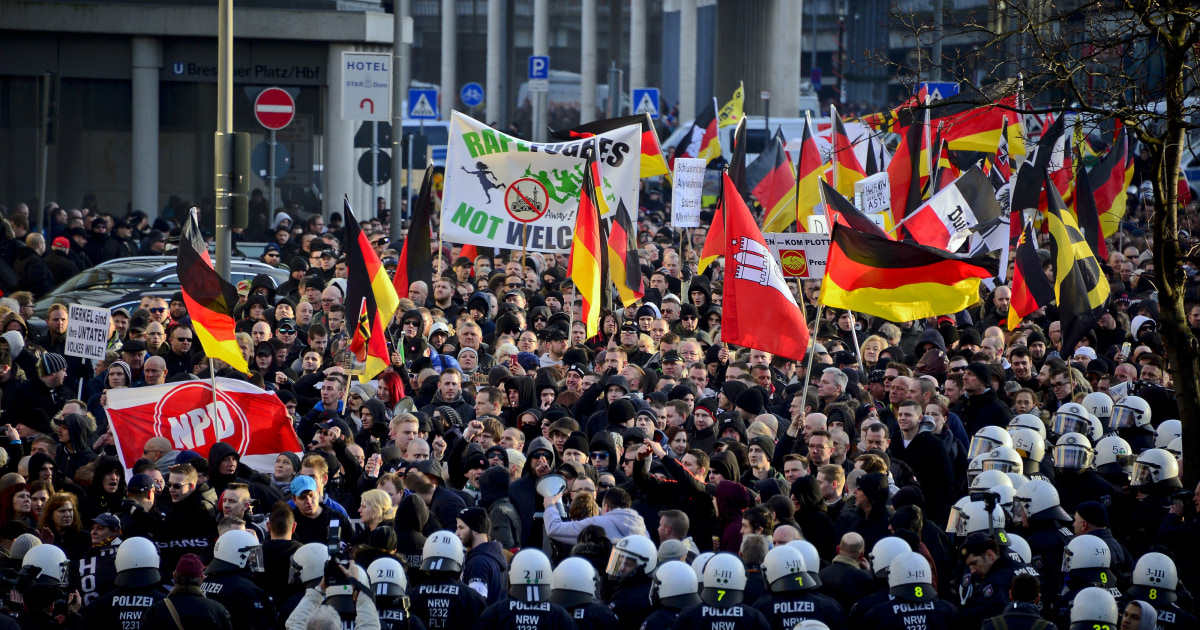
[
  {"left": 715, "top": 480, "right": 751, "bottom": 552},
  {"left": 509, "top": 436, "right": 558, "bottom": 547},
  {"left": 395, "top": 493, "right": 429, "bottom": 571},
  {"left": 79, "top": 455, "right": 127, "bottom": 520},
  {"left": 478, "top": 466, "right": 521, "bottom": 549},
  {"left": 55, "top": 413, "right": 98, "bottom": 479},
  {"left": 790, "top": 476, "right": 837, "bottom": 561}
]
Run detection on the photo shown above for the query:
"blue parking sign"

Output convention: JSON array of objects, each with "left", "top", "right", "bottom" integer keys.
[{"left": 528, "top": 55, "right": 550, "bottom": 79}]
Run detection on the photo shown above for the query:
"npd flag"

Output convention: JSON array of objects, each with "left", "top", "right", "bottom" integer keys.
[
  {"left": 106, "top": 379, "right": 302, "bottom": 477},
  {"left": 441, "top": 111, "right": 641, "bottom": 254}
]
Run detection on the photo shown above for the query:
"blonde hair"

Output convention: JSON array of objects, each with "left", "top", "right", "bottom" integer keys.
[{"left": 360, "top": 488, "right": 396, "bottom": 521}]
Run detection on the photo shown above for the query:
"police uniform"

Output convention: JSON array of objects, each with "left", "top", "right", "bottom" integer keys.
[
  {"left": 669, "top": 602, "right": 772, "bottom": 630},
  {"left": 471, "top": 598, "right": 577, "bottom": 630},
  {"left": 959, "top": 553, "right": 1027, "bottom": 628},
  {"left": 408, "top": 577, "right": 488, "bottom": 630},
  {"left": 563, "top": 601, "right": 620, "bottom": 630},
  {"left": 606, "top": 575, "right": 653, "bottom": 630},
  {"left": 202, "top": 567, "right": 277, "bottom": 629},
  {"left": 377, "top": 601, "right": 431, "bottom": 630},
  {"left": 859, "top": 595, "right": 961, "bottom": 630},
  {"left": 750, "top": 589, "right": 846, "bottom": 630},
  {"left": 1015, "top": 522, "right": 1071, "bottom": 608},
  {"left": 82, "top": 585, "right": 168, "bottom": 630}
]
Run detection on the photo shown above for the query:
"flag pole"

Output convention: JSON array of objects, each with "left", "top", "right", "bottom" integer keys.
[
  {"left": 208, "top": 358, "right": 219, "bottom": 418},
  {"left": 796, "top": 300, "right": 824, "bottom": 440},
  {"left": 796, "top": 111, "right": 814, "bottom": 233},
  {"left": 846, "top": 309, "right": 865, "bottom": 373}
]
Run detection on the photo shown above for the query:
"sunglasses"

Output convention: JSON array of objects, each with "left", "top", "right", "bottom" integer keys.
[
  {"left": 505, "top": 282, "right": 524, "bottom": 288},
  {"left": 168, "top": 483, "right": 190, "bottom": 491},
  {"left": 590, "top": 451, "right": 609, "bottom": 459},
  {"left": 173, "top": 337, "right": 193, "bottom": 343},
  {"left": 265, "top": 252, "right": 279, "bottom": 257},
  {"left": 599, "top": 481, "right": 614, "bottom": 489},
  {"left": 150, "top": 307, "right": 166, "bottom": 313},
  {"left": 279, "top": 328, "right": 296, "bottom": 334}
]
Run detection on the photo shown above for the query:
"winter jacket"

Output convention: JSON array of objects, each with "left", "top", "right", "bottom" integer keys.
[
  {"left": 462, "top": 540, "right": 508, "bottom": 605},
  {"left": 543, "top": 506, "right": 646, "bottom": 545},
  {"left": 144, "top": 583, "right": 233, "bottom": 630},
  {"left": 478, "top": 466, "right": 521, "bottom": 549}
]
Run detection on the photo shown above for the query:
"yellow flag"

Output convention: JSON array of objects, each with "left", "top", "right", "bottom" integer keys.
[{"left": 718, "top": 81, "right": 744, "bottom": 128}]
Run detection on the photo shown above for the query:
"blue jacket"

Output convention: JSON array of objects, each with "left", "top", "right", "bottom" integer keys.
[{"left": 462, "top": 540, "right": 508, "bottom": 605}]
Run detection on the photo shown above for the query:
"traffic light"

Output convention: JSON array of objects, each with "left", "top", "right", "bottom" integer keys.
[{"left": 215, "top": 132, "right": 252, "bottom": 228}]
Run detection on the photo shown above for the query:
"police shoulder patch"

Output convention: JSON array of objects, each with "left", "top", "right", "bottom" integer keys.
[{"left": 983, "top": 584, "right": 995, "bottom": 597}]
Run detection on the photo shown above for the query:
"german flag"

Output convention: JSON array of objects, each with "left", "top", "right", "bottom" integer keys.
[
  {"left": 1073, "top": 158, "right": 1108, "bottom": 260},
  {"left": 1046, "top": 175, "right": 1110, "bottom": 355},
  {"left": 820, "top": 222, "right": 995, "bottom": 322},
  {"left": 344, "top": 198, "right": 400, "bottom": 380},
  {"left": 865, "top": 95, "right": 1027, "bottom": 156},
  {"left": 570, "top": 147, "right": 604, "bottom": 338},
  {"left": 394, "top": 165, "right": 435, "bottom": 299},
  {"left": 887, "top": 110, "right": 925, "bottom": 225},
  {"left": 748, "top": 129, "right": 797, "bottom": 233},
  {"left": 677, "top": 98, "right": 722, "bottom": 165},
  {"left": 1007, "top": 219, "right": 1055, "bottom": 330},
  {"left": 177, "top": 208, "right": 248, "bottom": 374},
  {"left": 551, "top": 113, "right": 670, "bottom": 179},
  {"left": 831, "top": 105, "right": 866, "bottom": 198},
  {"left": 606, "top": 200, "right": 644, "bottom": 307},
  {"left": 1091, "top": 127, "right": 1130, "bottom": 239}
]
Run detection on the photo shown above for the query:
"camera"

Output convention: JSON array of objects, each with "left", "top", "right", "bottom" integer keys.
[{"left": 324, "top": 520, "right": 358, "bottom": 618}]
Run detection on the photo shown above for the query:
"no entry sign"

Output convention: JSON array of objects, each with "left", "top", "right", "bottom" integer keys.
[{"left": 254, "top": 87, "right": 295, "bottom": 130}]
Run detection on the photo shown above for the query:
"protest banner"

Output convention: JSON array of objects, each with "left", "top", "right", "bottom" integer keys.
[
  {"left": 764, "top": 232, "right": 832, "bottom": 279},
  {"left": 671, "top": 157, "right": 706, "bottom": 228},
  {"left": 64, "top": 304, "right": 110, "bottom": 362},
  {"left": 441, "top": 111, "right": 641, "bottom": 253}
]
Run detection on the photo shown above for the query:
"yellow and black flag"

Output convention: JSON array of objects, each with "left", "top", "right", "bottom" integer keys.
[
  {"left": 1045, "top": 173, "right": 1110, "bottom": 355},
  {"left": 344, "top": 198, "right": 400, "bottom": 380},
  {"left": 177, "top": 208, "right": 249, "bottom": 373}
]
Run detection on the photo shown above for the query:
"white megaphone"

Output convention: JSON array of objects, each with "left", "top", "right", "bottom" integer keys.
[{"left": 536, "top": 474, "right": 568, "bottom": 518}]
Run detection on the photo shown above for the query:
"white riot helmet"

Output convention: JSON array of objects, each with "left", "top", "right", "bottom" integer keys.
[
  {"left": 114, "top": 536, "right": 161, "bottom": 587},
  {"left": 1062, "top": 535, "right": 1115, "bottom": 587},
  {"left": 691, "top": 552, "right": 715, "bottom": 585},
  {"left": 967, "top": 454, "right": 987, "bottom": 485},
  {"left": 1131, "top": 448, "right": 1182, "bottom": 488},
  {"left": 421, "top": 531, "right": 465, "bottom": 573},
  {"left": 1167, "top": 437, "right": 1182, "bottom": 462},
  {"left": 993, "top": 485, "right": 1018, "bottom": 520},
  {"left": 1010, "top": 428, "right": 1046, "bottom": 463},
  {"left": 795, "top": 623, "right": 832, "bottom": 630},
  {"left": 651, "top": 560, "right": 701, "bottom": 610},
  {"left": 210, "top": 529, "right": 264, "bottom": 573},
  {"left": 1110, "top": 395, "right": 1152, "bottom": 430},
  {"left": 1006, "top": 532, "right": 1033, "bottom": 565},
  {"left": 784, "top": 540, "right": 822, "bottom": 586},
  {"left": 290, "top": 543, "right": 330, "bottom": 586},
  {"left": 946, "top": 496, "right": 972, "bottom": 534},
  {"left": 1051, "top": 402, "right": 1092, "bottom": 438},
  {"left": 1082, "top": 392, "right": 1114, "bottom": 423},
  {"left": 1094, "top": 436, "right": 1135, "bottom": 481},
  {"left": 607, "top": 534, "right": 657, "bottom": 581},
  {"left": 957, "top": 501, "right": 1006, "bottom": 537},
  {"left": 1086, "top": 414, "right": 1105, "bottom": 442},
  {"left": 509, "top": 548, "right": 553, "bottom": 602},
  {"left": 551, "top": 557, "right": 597, "bottom": 608},
  {"left": 868, "top": 537, "right": 912, "bottom": 579},
  {"left": 1006, "top": 473, "right": 1030, "bottom": 489},
  {"left": 1014, "top": 479, "right": 1071, "bottom": 522},
  {"left": 982, "top": 447, "right": 1024, "bottom": 475},
  {"left": 1068, "top": 587, "right": 1119, "bottom": 628},
  {"left": 970, "top": 470, "right": 1014, "bottom": 493},
  {"left": 700, "top": 552, "right": 747, "bottom": 607},
  {"left": 1053, "top": 433, "right": 1095, "bottom": 470},
  {"left": 368, "top": 557, "right": 408, "bottom": 601},
  {"left": 762, "top": 545, "right": 811, "bottom": 593},
  {"left": 1155, "top": 420, "right": 1181, "bottom": 448},
  {"left": 1128, "top": 552, "right": 1179, "bottom": 604},
  {"left": 888, "top": 552, "right": 937, "bottom": 602},
  {"left": 1009, "top": 414, "right": 1047, "bottom": 440},
  {"left": 21, "top": 544, "right": 68, "bottom": 586},
  {"left": 968, "top": 426, "right": 1014, "bottom": 460}
]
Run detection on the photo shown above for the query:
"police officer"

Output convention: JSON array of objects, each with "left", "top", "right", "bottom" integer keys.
[
  {"left": 859, "top": 552, "right": 959, "bottom": 630},
  {"left": 603, "top": 534, "right": 657, "bottom": 630},
  {"left": 750, "top": 545, "right": 844, "bottom": 630},
  {"left": 83, "top": 536, "right": 167, "bottom": 630},
  {"left": 369, "top": 556, "right": 428, "bottom": 630},
  {"left": 958, "top": 533, "right": 1025, "bottom": 628},
  {"left": 550, "top": 557, "right": 618, "bottom": 630},
  {"left": 1054, "top": 534, "right": 1122, "bottom": 629},
  {"left": 641, "top": 561, "right": 701, "bottom": 630},
  {"left": 278, "top": 543, "right": 328, "bottom": 630},
  {"left": 473, "top": 549, "right": 575, "bottom": 630},
  {"left": 671, "top": 552, "right": 771, "bottom": 630},
  {"left": 408, "top": 530, "right": 487, "bottom": 630},
  {"left": 1009, "top": 426, "right": 1052, "bottom": 484},
  {"left": 1067, "top": 587, "right": 1119, "bottom": 630},
  {"left": 1011, "top": 479, "right": 1072, "bottom": 606},
  {"left": 20, "top": 544, "right": 84, "bottom": 628},
  {"left": 1051, "top": 432, "right": 1120, "bottom": 515},
  {"left": 1125, "top": 552, "right": 1198, "bottom": 630},
  {"left": 1109, "top": 395, "right": 1155, "bottom": 452},
  {"left": 847, "top": 537, "right": 912, "bottom": 628},
  {"left": 202, "top": 528, "right": 276, "bottom": 629}
]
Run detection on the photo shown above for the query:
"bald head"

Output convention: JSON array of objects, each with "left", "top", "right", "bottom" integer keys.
[
  {"left": 772, "top": 524, "right": 802, "bottom": 547},
  {"left": 837, "top": 532, "right": 865, "bottom": 559},
  {"left": 143, "top": 356, "right": 167, "bottom": 385}
]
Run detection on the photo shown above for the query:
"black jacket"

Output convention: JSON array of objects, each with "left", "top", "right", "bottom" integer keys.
[
  {"left": 13, "top": 246, "right": 54, "bottom": 295},
  {"left": 631, "top": 454, "right": 718, "bottom": 545},
  {"left": 981, "top": 602, "right": 1059, "bottom": 630},
  {"left": 83, "top": 584, "right": 168, "bottom": 630},
  {"left": 202, "top": 569, "right": 276, "bottom": 629},
  {"left": 143, "top": 584, "right": 234, "bottom": 630},
  {"left": 818, "top": 558, "right": 875, "bottom": 615}
]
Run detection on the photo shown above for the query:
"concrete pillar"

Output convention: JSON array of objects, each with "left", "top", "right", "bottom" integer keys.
[
  {"left": 771, "top": 0, "right": 801, "bottom": 118},
  {"left": 532, "top": 0, "right": 549, "bottom": 141},
  {"left": 678, "top": 0, "right": 697, "bottom": 121},
  {"left": 486, "top": 0, "right": 505, "bottom": 124},
  {"left": 326, "top": 43, "right": 356, "bottom": 218},
  {"left": 580, "top": 0, "right": 598, "bottom": 123},
  {"left": 441, "top": 0, "right": 457, "bottom": 119},
  {"left": 629, "top": 0, "right": 646, "bottom": 94},
  {"left": 131, "top": 36, "right": 161, "bottom": 217}
]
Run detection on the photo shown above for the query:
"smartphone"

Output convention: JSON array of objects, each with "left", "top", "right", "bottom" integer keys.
[{"left": 1121, "top": 342, "right": 1131, "bottom": 356}]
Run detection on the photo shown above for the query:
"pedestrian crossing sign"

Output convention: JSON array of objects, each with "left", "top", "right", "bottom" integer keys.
[
  {"left": 632, "top": 88, "right": 660, "bottom": 120},
  {"left": 408, "top": 88, "right": 439, "bottom": 120}
]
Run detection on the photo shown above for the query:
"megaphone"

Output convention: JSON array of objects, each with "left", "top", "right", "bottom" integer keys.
[{"left": 536, "top": 474, "right": 568, "bottom": 517}]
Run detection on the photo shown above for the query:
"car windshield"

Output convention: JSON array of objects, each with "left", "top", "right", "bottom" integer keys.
[{"left": 47, "top": 267, "right": 164, "bottom": 293}]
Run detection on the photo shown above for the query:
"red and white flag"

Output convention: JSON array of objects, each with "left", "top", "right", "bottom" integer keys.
[
  {"left": 106, "top": 378, "right": 302, "bottom": 477},
  {"left": 719, "top": 172, "right": 811, "bottom": 361},
  {"left": 901, "top": 167, "right": 1002, "bottom": 251}
]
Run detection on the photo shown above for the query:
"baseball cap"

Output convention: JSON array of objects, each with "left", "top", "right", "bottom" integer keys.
[
  {"left": 291, "top": 475, "right": 319, "bottom": 497},
  {"left": 51, "top": 236, "right": 70, "bottom": 249},
  {"left": 92, "top": 513, "right": 121, "bottom": 529},
  {"left": 127, "top": 474, "right": 156, "bottom": 493}
]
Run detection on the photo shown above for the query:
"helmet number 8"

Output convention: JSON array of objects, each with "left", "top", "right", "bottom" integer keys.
[{"left": 914, "top": 586, "right": 924, "bottom": 597}]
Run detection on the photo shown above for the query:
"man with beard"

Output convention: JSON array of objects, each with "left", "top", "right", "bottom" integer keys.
[
  {"left": 421, "top": 368, "right": 475, "bottom": 421},
  {"left": 455, "top": 507, "right": 508, "bottom": 605}
]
